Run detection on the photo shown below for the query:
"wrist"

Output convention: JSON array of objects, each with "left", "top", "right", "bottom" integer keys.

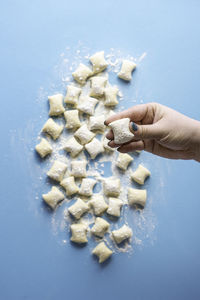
[{"left": 191, "top": 120, "right": 200, "bottom": 162}]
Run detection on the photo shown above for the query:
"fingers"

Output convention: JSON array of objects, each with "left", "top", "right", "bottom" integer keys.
[
  {"left": 106, "top": 129, "right": 114, "bottom": 140},
  {"left": 129, "top": 122, "right": 164, "bottom": 140},
  {"left": 117, "top": 141, "right": 144, "bottom": 152}
]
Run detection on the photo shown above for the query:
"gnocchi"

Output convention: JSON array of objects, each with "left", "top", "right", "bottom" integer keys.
[
  {"left": 131, "top": 164, "right": 151, "bottom": 185},
  {"left": 102, "top": 135, "right": 114, "bottom": 152},
  {"left": 35, "top": 138, "right": 53, "bottom": 158},
  {"left": 91, "top": 217, "right": 110, "bottom": 238},
  {"left": 90, "top": 194, "right": 108, "bottom": 216},
  {"left": 90, "top": 76, "right": 107, "bottom": 98},
  {"left": 72, "top": 63, "right": 93, "bottom": 84},
  {"left": 42, "top": 186, "right": 64, "bottom": 210},
  {"left": 64, "top": 109, "right": 81, "bottom": 130},
  {"left": 60, "top": 176, "right": 79, "bottom": 196},
  {"left": 116, "top": 153, "right": 133, "bottom": 171},
  {"left": 103, "top": 177, "right": 121, "bottom": 197},
  {"left": 74, "top": 124, "right": 95, "bottom": 145},
  {"left": 48, "top": 94, "right": 65, "bottom": 116},
  {"left": 79, "top": 178, "right": 97, "bottom": 197},
  {"left": 118, "top": 60, "right": 136, "bottom": 81},
  {"left": 70, "top": 223, "right": 88, "bottom": 243},
  {"left": 77, "top": 96, "right": 98, "bottom": 116},
  {"left": 128, "top": 188, "right": 147, "bottom": 208},
  {"left": 92, "top": 242, "right": 112, "bottom": 263},
  {"left": 112, "top": 224, "right": 132, "bottom": 244},
  {"left": 108, "top": 118, "right": 134, "bottom": 144},
  {"left": 68, "top": 198, "right": 89, "bottom": 219},
  {"left": 89, "top": 51, "right": 108, "bottom": 74},
  {"left": 64, "top": 136, "right": 83, "bottom": 157},
  {"left": 85, "top": 138, "right": 104, "bottom": 159},
  {"left": 89, "top": 115, "right": 106, "bottom": 132},
  {"left": 64, "top": 85, "right": 81, "bottom": 106},
  {"left": 47, "top": 160, "right": 67, "bottom": 182},
  {"left": 107, "top": 197, "right": 123, "bottom": 217},
  {"left": 42, "top": 118, "right": 64, "bottom": 140},
  {"left": 104, "top": 87, "right": 119, "bottom": 107},
  {"left": 71, "top": 160, "right": 87, "bottom": 178}
]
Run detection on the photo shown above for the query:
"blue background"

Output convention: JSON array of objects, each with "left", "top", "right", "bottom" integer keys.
[{"left": 1, "top": 0, "right": 200, "bottom": 299}]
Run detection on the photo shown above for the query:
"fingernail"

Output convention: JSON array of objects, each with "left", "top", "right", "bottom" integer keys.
[{"left": 131, "top": 122, "right": 138, "bottom": 131}]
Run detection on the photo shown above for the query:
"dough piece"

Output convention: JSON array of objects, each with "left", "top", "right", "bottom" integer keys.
[
  {"left": 48, "top": 94, "right": 65, "bottom": 116},
  {"left": 89, "top": 51, "right": 108, "bottom": 74},
  {"left": 91, "top": 217, "right": 110, "bottom": 238},
  {"left": 92, "top": 242, "right": 112, "bottom": 263},
  {"left": 68, "top": 198, "right": 89, "bottom": 219},
  {"left": 72, "top": 63, "right": 93, "bottom": 84},
  {"left": 42, "top": 118, "right": 64, "bottom": 140},
  {"left": 77, "top": 96, "right": 98, "bottom": 116},
  {"left": 71, "top": 160, "right": 87, "bottom": 178},
  {"left": 104, "top": 87, "right": 119, "bottom": 107},
  {"left": 42, "top": 186, "right": 64, "bottom": 209},
  {"left": 64, "top": 85, "right": 81, "bottom": 106},
  {"left": 131, "top": 164, "right": 151, "bottom": 185},
  {"left": 64, "top": 137, "right": 83, "bottom": 157},
  {"left": 70, "top": 223, "right": 88, "bottom": 243},
  {"left": 107, "top": 197, "right": 123, "bottom": 217},
  {"left": 112, "top": 225, "right": 132, "bottom": 244},
  {"left": 64, "top": 110, "right": 81, "bottom": 130},
  {"left": 89, "top": 115, "right": 106, "bottom": 132},
  {"left": 74, "top": 124, "right": 95, "bottom": 145},
  {"left": 35, "top": 138, "right": 53, "bottom": 158},
  {"left": 128, "top": 188, "right": 147, "bottom": 208},
  {"left": 60, "top": 176, "right": 79, "bottom": 196},
  {"left": 118, "top": 60, "right": 136, "bottom": 81},
  {"left": 85, "top": 138, "right": 104, "bottom": 159},
  {"left": 90, "top": 76, "right": 107, "bottom": 98},
  {"left": 90, "top": 195, "right": 108, "bottom": 216},
  {"left": 109, "top": 118, "right": 134, "bottom": 144},
  {"left": 102, "top": 135, "right": 114, "bottom": 152},
  {"left": 79, "top": 178, "right": 97, "bottom": 197},
  {"left": 47, "top": 160, "right": 67, "bottom": 182},
  {"left": 103, "top": 177, "right": 121, "bottom": 197},
  {"left": 116, "top": 153, "right": 133, "bottom": 171}
]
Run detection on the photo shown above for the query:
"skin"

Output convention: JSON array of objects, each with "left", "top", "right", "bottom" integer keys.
[{"left": 105, "top": 103, "right": 200, "bottom": 162}]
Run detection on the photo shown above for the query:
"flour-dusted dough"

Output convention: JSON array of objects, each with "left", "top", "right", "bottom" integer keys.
[
  {"left": 90, "top": 76, "right": 107, "bottom": 98},
  {"left": 92, "top": 242, "right": 112, "bottom": 263},
  {"left": 85, "top": 138, "right": 104, "bottom": 159},
  {"left": 109, "top": 118, "right": 134, "bottom": 144},
  {"left": 64, "top": 85, "right": 81, "bottom": 106},
  {"left": 47, "top": 160, "right": 67, "bottom": 182},
  {"left": 60, "top": 176, "right": 79, "bottom": 196},
  {"left": 42, "top": 118, "right": 64, "bottom": 140},
  {"left": 42, "top": 186, "right": 64, "bottom": 210},
  {"left": 104, "top": 86, "right": 119, "bottom": 107},
  {"left": 64, "top": 109, "right": 81, "bottom": 130},
  {"left": 77, "top": 96, "right": 98, "bottom": 116},
  {"left": 89, "top": 115, "right": 106, "bottom": 132},
  {"left": 102, "top": 135, "right": 114, "bottom": 152},
  {"left": 112, "top": 224, "right": 132, "bottom": 244},
  {"left": 68, "top": 198, "right": 89, "bottom": 219},
  {"left": 48, "top": 94, "right": 65, "bottom": 116},
  {"left": 89, "top": 51, "right": 108, "bottom": 74},
  {"left": 103, "top": 177, "right": 121, "bottom": 197},
  {"left": 74, "top": 124, "right": 95, "bottom": 145},
  {"left": 70, "top": 223, "right": 88, "bottom": 243},
  {"left": 64, "top": 136, "right": 83, "bottom": 157},
  {"left": 72, "top": 63, "right": 93, "bottom": 84},
  {"left": 79, "top": 178, "right": 97, "bottom": 197},
  {"left": 107, "top": 197, "right": 123, "bottom": 217},
  {"left": 118, "top": 60, "right": 136, "bottom": 81},
  {"left": 91, "top": 217, "right": 110, "bottom": 238},
  {"left": 35, "top": 138, "right": 53, "bottom": 158},
  {"left": 90, "top": 194, "right": 108, "bottom": 216},
  {"left": 116, "top": 153, "right": 133, "bottom": 171},
  {"left": 128, "top": 188, "right": 147, "bottom": 208},
  {"left": 71, "top": 160, "right": 87, "bottom": 178},
  {"left": 131, "top": 164, "right": 151, "bottom": 185}
]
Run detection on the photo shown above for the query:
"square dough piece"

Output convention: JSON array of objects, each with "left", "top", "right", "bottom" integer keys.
[
  {"left": 90, "top": 194, "right": 108, "bottom": 216},
  {"left": 42, "top": 118, "right": 64, "bottom": 140},
  {"left": 131, "top": 164, "right": 151, "bottom": 185},
  {"left": 103, "top": 177, "right": 121, "bottom": 197},
  {"left": 60, "top": 176, "right": 79, "bottom": 196},
  {"left": 74, "top": 124, "right": 95, "bottom": 145},
  {"left": 118, "top": 60, "right": 136, "bottom": 81},
  {"left": 108, "top": 118, "right": 134, "bottom": 144},
  {"left": 70, "top": 223, "right": 88, "bottom": 243},
  {"left": 64, "top": 110, "right": 81, "bottom": 130},
  {"left": 77, "top": 96, "right": 98, "bottom": 116},
  {"left": 107, "top": 197, "right": 123, "bottom": 217},
  {"left": 48, "top": 94, "right": 65, "bottom": 116},
  {"left": 89, "top": 115, "right": 106, "bottom": 132},
  {"left": 89, "top": 51, "right": 108, "bottom": 74},
  {"left": 64, "top": 136, "right": 83, "bottom": 157},
  {"left": 92, "top": 242, "right": 112, "bottom": 263},
  {"left": 128, "top": 188, "right": 147, "bottom": 208},
  {"left": 35, "top": 138, "right": 53, "bottom": 158},
  {"left": 42, "top": 186, "right": 64, "bottom": 210},
  {"left": 85, "top": 138, "right": 104, "bottom": 159},
  {"left": 104, "top": 87, "right": 119, "bottom": 107},
  {"left": 116, "top": 153, "right": 133, "bottom": 171},
  {"left": 72, "top": 63, "right": 93, "bottom": 85},
  {"left": 71, "top": 160, "right": 87, "bottom": 178},
  {"left": 64, "top": 85, "right": 81, "bottom": 106},
  {"left": 79, "top": 178, "right": 97, "bottom": 197},
  {"left": 90, "top": 76, "right": 107, "bottom": 98},
  {"left": 112, "top": 224, "right": 132, "bottom": 244},
  {"left": 68, "top": 198, "right": 89, "bottom": 219},
  {"left": 47, "top": 160, "right": 67, "bottom": 182},
  {"left": 91, "top": 217, "right": 110, "bottom": 238}
]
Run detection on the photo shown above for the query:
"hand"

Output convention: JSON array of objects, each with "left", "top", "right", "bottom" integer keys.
[{"left": 105, "top": 103, "right": 200, "bottom": 162}]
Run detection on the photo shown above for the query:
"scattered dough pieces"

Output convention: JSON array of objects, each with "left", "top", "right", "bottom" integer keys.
[
  {"left": 103, "top": 177, "right": 121, "bottom": 197},
  {"left": 77, "top": 96, "right": 98, "bottom": 116},
  {"left": 42, "top": 186, "right": 64, "bottom": 210},
  {"left": 64, "top": 136, "right": 83, "bottom": 157},
  {"left": 102, "top": 135, "right": 114, "bottom": 152},
  {"left": 131, "top": 164, "right": 151, "bottom": 185},
  {"left": 104, "top": 87, "right": 119, "bottom": 107},
  {"left": 60, "top": 176, "right": 79, "bottom": 196},
  {"left": 90, "top": 194, "right": 108, "bottom": 216},
  {"left": 64, "top": 110, "right": 81, "bottom": 130},
  {"left": 91, "top": 217, "right": 110, "bottom": 237},
  {"left": 68, "top": 198, "right": 89, "bottom": 219},
  {"left": 71, "top": 160, "right": 87, "bottom": 178},
  {"left": 72, "top": 63, "right": 93, "bottom": 84},
  {"left": 128, "top": 188, "right": 147, "bottom": 208},
  {"left": 116, "top": 153, "right": 133, "bottom": 171},
  {"left": 89, "top": 51, "right": 108, "bottom": 74},
  {"left": 92, "top": 242, "right": 112, "bottom": 263},
  {"left": 47, "top": 160, "right": 67, "bottom": 182},
  {"left": 70, "top": 223, "right": 88, "bottom": 243},
  {"left": 90, "top": 76, "right": 107, "bottom": 98},
  {"left": 74, "top": 124, "right": 95, "bottom": 145},
  {"left": 109, "top": 118, "right": 134, "bottom": 144},
  {"left": 42, "top": 118, "right": 64, "bottom": 140},
  {"left": 107, "top": 197, "right": 123, "bottom": 217},
  {"left": 35, "top": 138, "right": 52, "bottom": 158},
  {"left": 118, "top": 60, "right": 136, "bottom": 81},
  {"left": 79, "top": 178, "right": 97, "bottom": 197},
  {"left": 112, "top": 225, "right": 132, "bottom": 244},
  {"left": 48, "top": 94, "right": 65, "bottom": 116},
  {"left": 64, "top": 85, "right": 81, "bottom": 106},
  {"left": 85, "top": 138, "right": 104, "bottom": 159},
  {"left": 89, "top": 115, "right": 106, "bottom": 132}
]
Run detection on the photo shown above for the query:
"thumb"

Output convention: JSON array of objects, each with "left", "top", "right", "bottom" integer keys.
[{"left": 130, "top": 122, "right": 163, "bottom": 139}]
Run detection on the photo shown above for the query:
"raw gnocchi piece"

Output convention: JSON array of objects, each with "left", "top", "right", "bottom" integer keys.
[
  {"left": 77, "top": 96, "right": 98, "bottom": 116},
  {"left": 71, "top": 160, "right": 87, "bottom": 178},
  {"left": 60, "top": 176, "right": 79, "bottom": 196},
  {"left": 91, "top": 217, "right": 110, "bottom": 238},
  {"left": 107, "top": 197, "right": 123, "bottom": 217},
  {"left": 79, "top": 178, "right": 97, "bottom": 197},
  {"left": 89, "top": 51, "right": 108, "bottom": 74},
  {"left": 48, "top": 94, "right": 65, "bottom": 116},
  {"left": 90, "top": 76, "right": 107, "bottom": 98},
  {"left": 64, "top": 109, "right": 81, "bottom": 130},
  {"left": 104, "top": 87, "right": 119, "bottom": 107},
  {"left": 116, "top": 153, "right": 133, "bottom": 171},
  {"left": 68, "top": 198, "right": 89, "bottom": 219},
  {"left": 92, "top": 242, "right": 112, "bottom": 263},
  {"left": 131, "top": 164, "right": 151, "bottom": 185},
  {"left": 47, "top": 160, "right": 67, "bottom": 182},
  {"left": 89, "top": 115, "right": 106, "bottom": 132},
  {"left": 35, "top": 138, "right": 53, "bottom": 158},
  {"left": 64, "top": 85, "right": 81, "bottom": 106},
  {"left": 70, "top": 223, "right": 88, "bottom": 243},
  {"left": 102, "top": 135, "right": 114, "bottom": 152},
  {"left": 109, "top": 118, "right": 134, "bottom": 144},
  {"left": 128, "top": 188, "right": 147, "bottom": 208},
  {"left": 42, "top": 186, "right": 64, "bottom": 210},
  {"left": 72, "top": 63, "right": 93, "bottom": 84},
  {"left": 112, "top": 225, "right": 133, "bottom": 244},
  {"left": 90, "top": 194, "right": 108, "bottom": 216},
  {"left": 42, "top": 118, "right": 64, "bottom": 140},
  {"left": 64, "top": 136, "right": 83, "bottom": 157},
  {"left": 74, "top": 124, "right": 95, "bottom": 145},
  {"left": 103, "top": 177, "right": 121, "bottom": 197},
  {"left": 118, "top": 60, "right": 136, "bottom": 81},
  {"left": 85, "top": 138, "right": 104, "bottom": 159}
]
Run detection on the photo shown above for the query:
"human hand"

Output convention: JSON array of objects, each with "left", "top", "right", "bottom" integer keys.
[{"left": 105, "top": 103, "right": 200, "bottom": 162}]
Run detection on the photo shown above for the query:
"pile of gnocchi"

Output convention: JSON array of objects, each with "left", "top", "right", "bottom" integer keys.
[{"left": 35, "top": 51, "right": 151, "bottom": 264}]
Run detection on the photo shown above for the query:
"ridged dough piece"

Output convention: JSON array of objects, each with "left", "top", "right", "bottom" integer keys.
[
  {"left": 108, "top": 118, "right": 134, "bottom": 144},
  {"left": 92, "top": 242, "right": 112, "bottom": 263},
  {"left": 47, "top": 160, "right": 67, "bottom": 182},
  {"left": 79, "top": 178, "right": 97, "bottom": 197},
  {"left": 64, "top": 137, "right": 83, "bottom": 158},
  {"left": 68, "top": 198, "right": 89, "bottom": 219},
  {"left": 85, "top": 138, "right": 104, "bottom": 159},
  {"left": 128, "top": 188, "right": 147, "bottom": 208},
  {"left": 35, "top": 138, "right": 53, "bottom": 158},
  {"left": 48, "top": 94, "right": 65, "bottom": 116},
  {"left": 64, "top": 85, "right": 81, "bottom": 105},
  {"left": 72, "top": 63, "right": 93, "bottom": 84},
  {"left": 131, "top": 164, "right": 151, "bottom": 185},
  {"left": 107, "top": 197, "right": 123, "bottom": 217},
  {"left": 116, "top": 153, "right": 133, "bottom": 171},
  {"left": 112, "top": 224, "right": 132, "bottom": 244},
  {"left": 60, "top": 176, "right": 79, "bottom": 196},
  {"left": 118, "top": 60, "right": 136, "bottom": 81},
  {"left": 42, "top": 118, "right": 64, "bottom": 140},
  {"left": 103, "top": 177, "right": 120, "bottom": 197},
  {"left": 91, "top": 217, "right": 110, "bottom": 238},
  {"left": 89, "top": 51, "right": 108, "bottom": 74},
  {"left": 64, "top": 109, "right": 81, "bottom": 130},
  {"left": 70, "top": 223, "right": 88, "bottom": 243},
  {"left": 90, "top": 195, "right": 108, "bottom": 216},
  {"left": 42, "top": 186, "right": 64, "bottom": 210},
  {"left": 74, "top": 124, "right": 95, "bottom": 145}
]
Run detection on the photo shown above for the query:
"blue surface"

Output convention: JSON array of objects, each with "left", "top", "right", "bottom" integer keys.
[{"left": 1, "top": 1, "right": 200, "bottom": 299}]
